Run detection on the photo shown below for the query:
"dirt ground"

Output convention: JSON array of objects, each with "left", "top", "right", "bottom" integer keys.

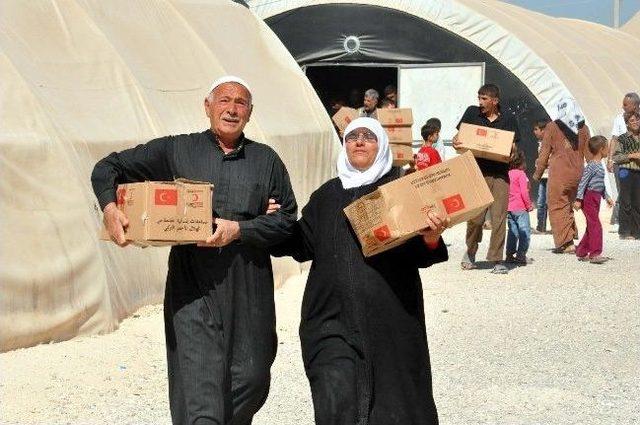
[{"left": 2, "top": 214, "right": 639, "bottom": 425}]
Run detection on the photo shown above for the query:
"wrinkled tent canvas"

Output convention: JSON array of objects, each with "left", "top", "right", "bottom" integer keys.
[
  {"left": 0, "top": 0, "right": 339, "bottom": 352},
  {"left": 622, "top": 11, "right": 640, "bottom": 38},
  {"left": 250, "top": 0, "right": 640, "bottom": 137}
]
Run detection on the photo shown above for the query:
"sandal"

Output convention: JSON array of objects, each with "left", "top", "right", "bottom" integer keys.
[
  {"left": 461, "top": 262, "right": 477, "bottom": 270},
  {"left": 552, "top": 244, "right": 575, "bottom": 254},
  {"left": 461, "top": 252, "right": 476, "bottom": 270}
]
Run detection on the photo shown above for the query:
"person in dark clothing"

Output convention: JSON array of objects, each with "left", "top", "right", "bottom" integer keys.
[
  {"left": 612, "top": 110, "right": 640, "bottom": 239},
  {"left": 272, "top": 117, "right": 449, "bottom": 425},
  {"left": 532, "top": 118, "right": 551, "bottom": 234},
  {"left": 453, "top": 83, "right": 519, "bottom": 274},
  {"left": 91, "top": 76, "right": 297, "bottom": 425}
]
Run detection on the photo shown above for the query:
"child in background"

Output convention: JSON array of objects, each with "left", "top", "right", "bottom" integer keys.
[
  {"left": 426, "top": 117, "right": 446, "bottom": 161},
  {"left": 506, "top": 150, "right": 534, "bottom": 265},
  {"left": 574, "top": 136, "right": 615, "bottom": 264},
  {"left": 415, "top": 120, "right": 442, "bottom": 170},
  {"left": 532, "top": 118, "right": 551, "bottom": 234}
]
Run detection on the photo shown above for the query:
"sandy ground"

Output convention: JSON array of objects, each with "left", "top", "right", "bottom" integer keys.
[{"left": 2, "top": 214, "right": 639, "bottom": 425}]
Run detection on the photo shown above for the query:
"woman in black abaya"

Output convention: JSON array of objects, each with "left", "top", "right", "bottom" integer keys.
[{"left": 272, "top": 117, "right": 449, "bottom": 425}]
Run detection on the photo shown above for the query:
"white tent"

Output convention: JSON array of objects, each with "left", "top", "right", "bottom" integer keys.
[
  {"left": 250, "top": 0, "right": 640, "bottom": 137},
  {"left": 0, "top": 0, "right": 339, "bottom": 351},
  {"left": 622, "top": 11, "right": 640, "bottom": 38}
]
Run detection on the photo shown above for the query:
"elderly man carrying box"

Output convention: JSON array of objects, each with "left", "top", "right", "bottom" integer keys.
[{"left": 91, "top": 76, "right": 297, "bottom": 425}]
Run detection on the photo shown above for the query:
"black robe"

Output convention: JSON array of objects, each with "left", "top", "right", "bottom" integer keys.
[
  {"left": 272, "top": 170, "right": 448, "bottom": 425},
  {"left": 91, "top": 130, "right": 297, "bottom": 425}
]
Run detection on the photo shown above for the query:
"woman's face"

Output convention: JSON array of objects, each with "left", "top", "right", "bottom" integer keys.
[{"left": 345, "top": 127, "right": 379, "bottom": 171}]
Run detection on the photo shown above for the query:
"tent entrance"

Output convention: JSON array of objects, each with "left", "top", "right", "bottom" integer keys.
[
  {"left": 305, "top": 62, "right": 484, "bottom": 155},
  {"left": 303, "top": 64, "right": 398, "bottom": 111}
]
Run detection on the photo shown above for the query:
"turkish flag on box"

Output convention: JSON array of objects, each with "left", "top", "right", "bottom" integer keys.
[{"left": 154, "top": 188, "right": 178, "bottom": 205}]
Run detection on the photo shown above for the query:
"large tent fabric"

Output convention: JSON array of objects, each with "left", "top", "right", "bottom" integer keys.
[
  {"left": 622, "top": 12, "right": 640, "bottom": 38},
  {"left": 0, "top": 0, "right": 339, "bottom": 352},
  {"left": 249, "top": 0, "right": 640, "bottom": 137}
]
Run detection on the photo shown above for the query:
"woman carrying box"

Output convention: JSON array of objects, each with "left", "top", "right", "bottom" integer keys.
[{"left": 271, "top": 117, "right": 448, "bottom": 425}]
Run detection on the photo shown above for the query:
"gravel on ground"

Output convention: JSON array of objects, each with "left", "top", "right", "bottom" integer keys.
[{"left": 2, "top": 214, "right": 638, "bottom": 425}]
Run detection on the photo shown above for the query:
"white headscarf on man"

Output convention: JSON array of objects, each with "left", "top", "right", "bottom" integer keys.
[
  {"left": 337, "top": 117, "right": 393, "bottom": 189},
  {"left": 552, "top": 97, "right": 584, "bottom": 135}
]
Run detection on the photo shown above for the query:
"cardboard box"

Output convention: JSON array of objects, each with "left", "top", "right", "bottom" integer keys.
[
  {"left": 376, "top": 108, "right": 413, "bottom": 126},
  {"left": 384, "top": 125, "right": 413, "bottom": 145},
  {"left": 344, "top": 151, "right": 493, "bottom": 257},
  {"left": 331, "top": 107, "right": 359, "bottom": 132},
  {"left": 101, "top": 179, "right": 213, "bottom": 247},
  {"left": 390, "top": 143, "right": 414, "bottom": 166},
  {"left": 456, "top": 123, "right": 514, "bottom": 163}
]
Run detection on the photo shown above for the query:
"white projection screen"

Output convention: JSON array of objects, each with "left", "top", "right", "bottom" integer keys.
[{"left": 398, "top": 63, "right": 484, "bottom": 145}]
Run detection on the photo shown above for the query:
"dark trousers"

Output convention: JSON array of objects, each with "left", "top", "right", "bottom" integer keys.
[
  {"left": 466, "top": 175, "right": 509, "bottom": 262},
  {"left": 609, "top": 164, "right": 620, "bottom": 225},
  {"left": 618, "top": 168, "right": 640, "bottom": 238},
  {"left": 536, "top": 178, "right": 548, "bottom": 231},
  {"left": 576, "top": 190, "right": 603, "bottom": 258},
  {"left": 164, "top": 250, "right": 276, "bottom": 425}
]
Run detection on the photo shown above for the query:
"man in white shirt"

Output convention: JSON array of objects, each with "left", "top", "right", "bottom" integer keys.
[{"left": 608, "top": 93, "right": 640, "bottom": 232}]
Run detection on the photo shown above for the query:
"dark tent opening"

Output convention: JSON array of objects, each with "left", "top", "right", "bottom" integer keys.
[{"left": 305, "top": 65, "right": 397, "bottom": 113}]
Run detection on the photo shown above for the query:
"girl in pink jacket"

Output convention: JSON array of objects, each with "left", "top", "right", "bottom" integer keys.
[{"left": 507, "top": 150, "right": 534, "bottom": 264}]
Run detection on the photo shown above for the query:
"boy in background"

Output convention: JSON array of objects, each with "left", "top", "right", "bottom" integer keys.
[
  {"left": 532, "top": 118, "right": 551, "bottom": 234},
  {"left": 416, "top": 120, "right": 443, "bottom": 170},
  {"left": 426, "top": 117, "right": 446, "bottom": 161},
  {"left": 574, "top": 136, "right": 615, "bottom": 264}
]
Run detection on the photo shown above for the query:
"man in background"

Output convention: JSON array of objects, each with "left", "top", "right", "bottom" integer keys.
[
  {"left": 358, "top": 88, "right": 379, "bottom": 119},
  {"left": 384, "top": 84, "right": 397, "bottom": 105},
  {"left": 532, "top": 118, "right": 551, "bottom": 234}
]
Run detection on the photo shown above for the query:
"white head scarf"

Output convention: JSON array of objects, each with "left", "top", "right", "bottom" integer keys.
[
  {"left": 338, "top": 117, "right": 393, "bottom": 189},
  {"left": 552, "top": 97, "right": 584, "bottom": 135},
  {"left": 208, "top": 75, "right": 252, "bottom": 98}
]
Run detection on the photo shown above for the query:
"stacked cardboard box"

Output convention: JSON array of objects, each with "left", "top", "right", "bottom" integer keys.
[
  {"left": 331, "top": 107, "right": 359, "bottom": 134},
  {"left": 456, "top": 123, "right": 514, "bottom": 163},
  {"left": 344, "top": 151, "right": 494, "bottom": 257},
  {"left": 101, "top": 179, "right": 213, "bottom": 247},
  {"left": 377, "top": 108, "right": 414, "bottom": 166}
]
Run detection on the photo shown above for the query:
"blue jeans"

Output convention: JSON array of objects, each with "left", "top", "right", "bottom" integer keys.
[
  {"left": 507, "top": 211, "right": 531, "bottom": 258},
  {"left": 536, "top": 178, "right": 548, "bottom": 231}
]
